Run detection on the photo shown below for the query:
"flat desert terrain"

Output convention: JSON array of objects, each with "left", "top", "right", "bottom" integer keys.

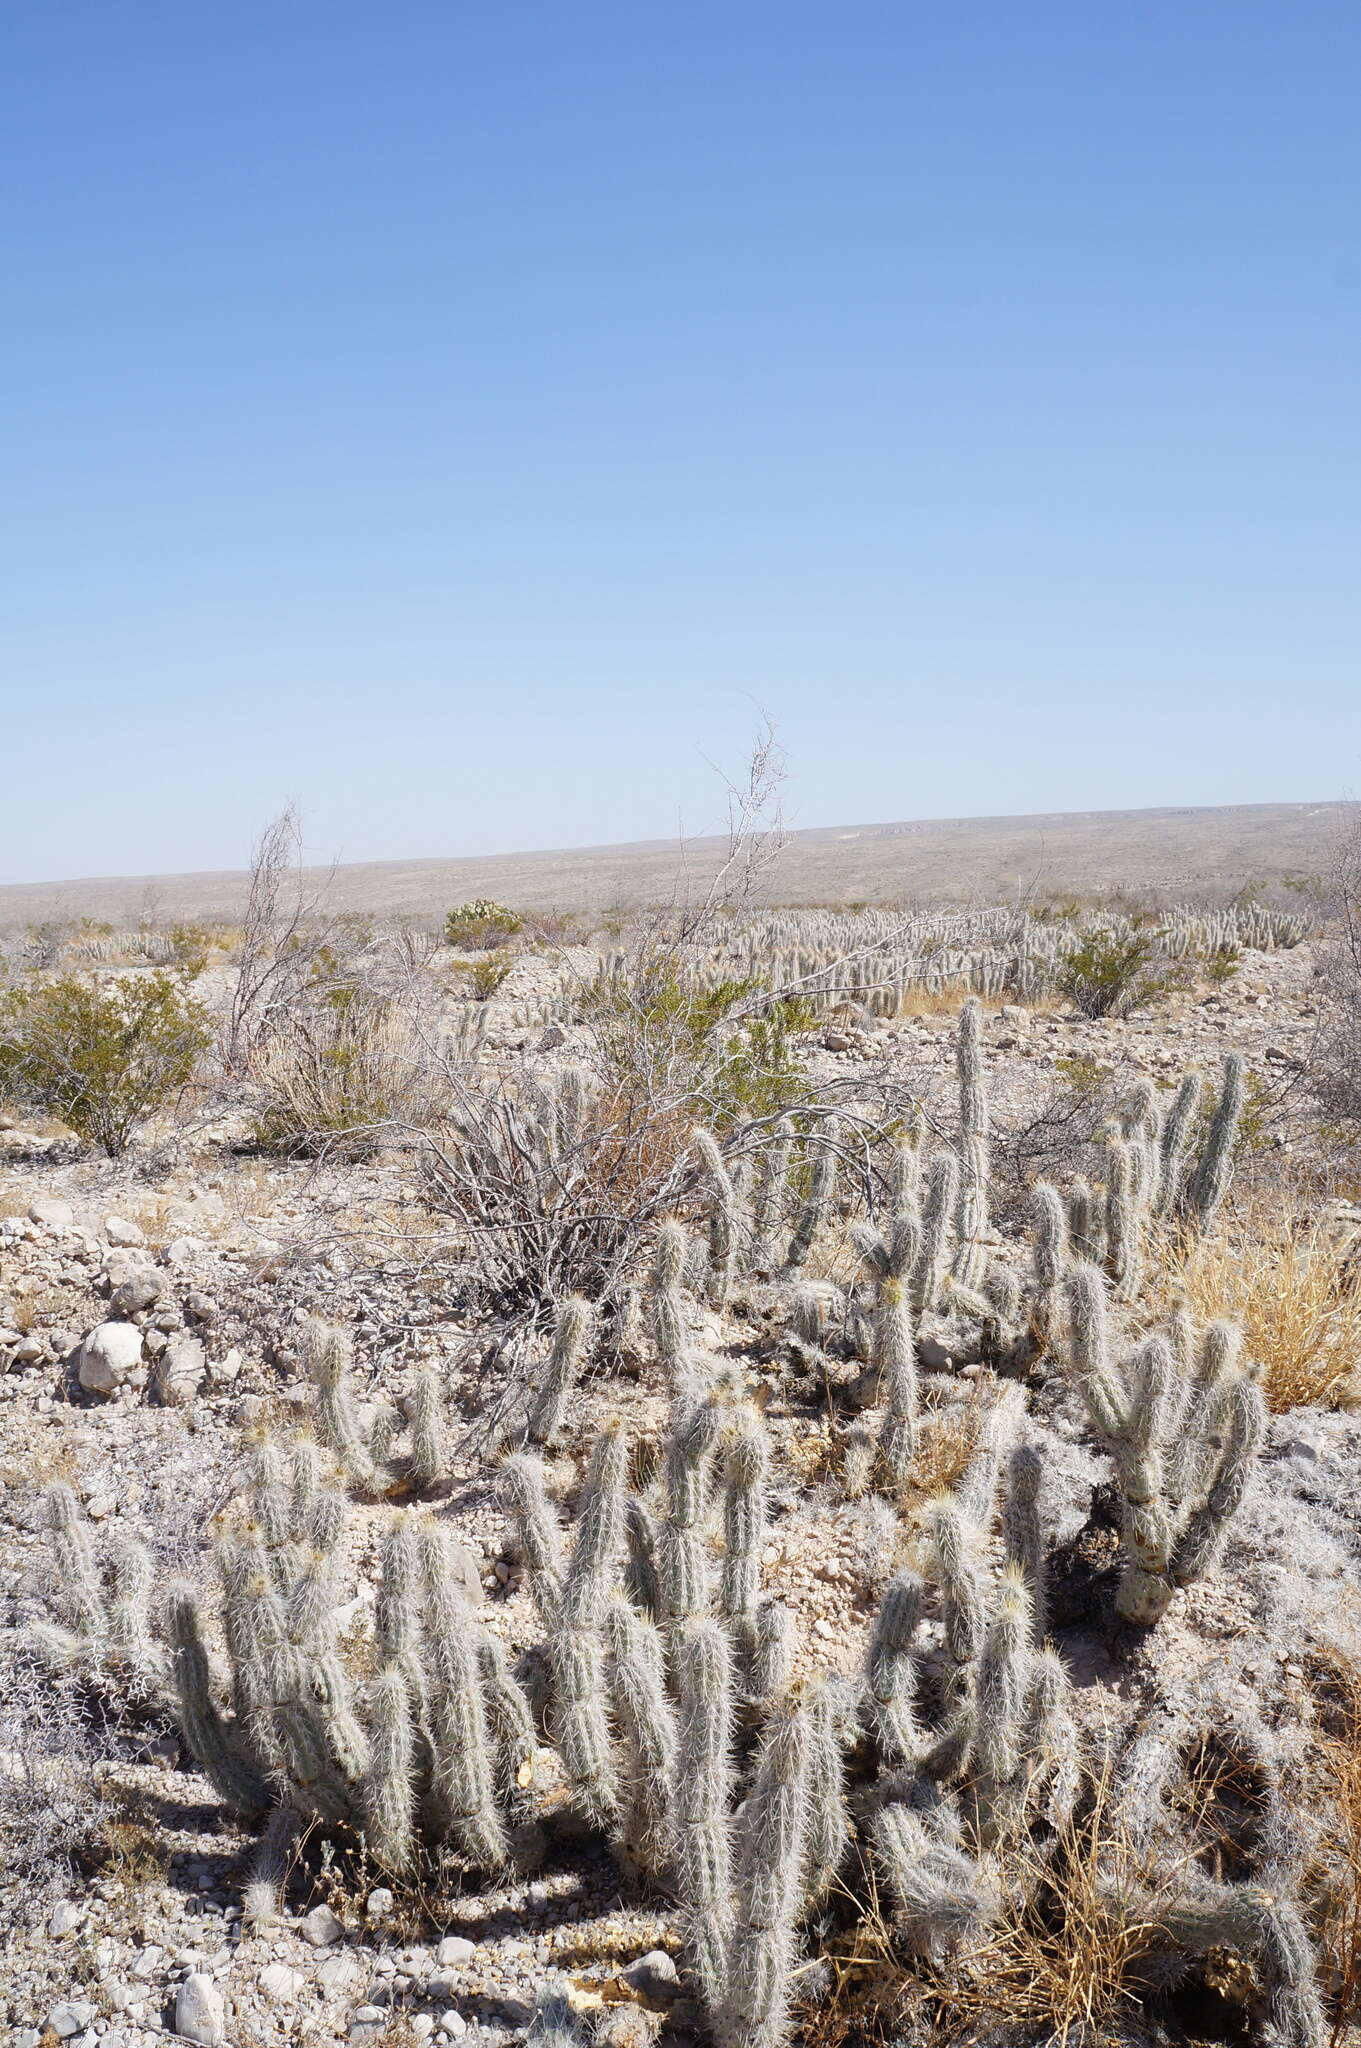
[{"left": 0, "top": 799, "right": 1345, "bottom": 923}]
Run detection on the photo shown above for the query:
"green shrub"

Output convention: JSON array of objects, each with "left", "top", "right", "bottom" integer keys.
[
  {"left": 587, "top": 962, "right": 817, "bottom": 1131},
  {"left": 168, "top": 923, "right": 214, "bottom": 976},
  {"left": 1057, "top": 929, "right": 1181, "bottom": 1020},
  {"left": 0, "top": 972, "right": 210, "bottom": 1155},
  {"left": 444, "top": 899, "right": 524, "bottom": 950},
  {"left": 1205, "top": 942, "right": 1242, "bottom": 985}
]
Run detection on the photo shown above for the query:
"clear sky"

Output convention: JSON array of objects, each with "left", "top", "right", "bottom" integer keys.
[{"left": 3, "top": 2, "right": 1359, "bottom": 883}]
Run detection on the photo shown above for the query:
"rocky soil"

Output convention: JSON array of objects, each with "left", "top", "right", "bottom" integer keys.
[{"left": 2, "top": 942, "right": 1358, "bottom": 2048}]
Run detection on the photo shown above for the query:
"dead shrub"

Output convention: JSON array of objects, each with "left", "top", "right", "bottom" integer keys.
[{"left": 247, "top": 985, "right": 445, "bottom": 1156}]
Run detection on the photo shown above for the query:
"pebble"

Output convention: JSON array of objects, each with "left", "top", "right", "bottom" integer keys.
[
  {"left": 302, "top": 1903, "right": 345, "bottom": 1947},
  {"left": 437, "top": 1936, "right": 476, "bottom": 1967},
  {"left": 45, "top": 2005, "right": 98, "bottom": 2039},
  {"left": 175, "top": 1973, "right": 227, "bottom": 2046},
  {"left": 620, "top": 1951, "right": 678, "bottom": 1998},
  {"left": 258, "top": 1962, "right": 305, "bottom": 2001},
  {"left": 49, "top": 1900, "right": 86, "bottom": 1936},
  {"left": 103, "top": 1215, "right": 146, "bottom": 1246}
]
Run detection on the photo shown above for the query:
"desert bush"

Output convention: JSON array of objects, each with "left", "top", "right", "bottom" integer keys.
[
  {"left": 168, "top": 921, "right": 214, "bottom": 975},
  {"left": 444, "top": 898, "right": 524, "bottom": 949},
  {"left": 1205, "top": 940, "right": 1243, "bottom": 984},
  {"left": 0, "top": 1652, "right": 109, "bottom": 1893},
  {"left": 450, "top": 949, "right": 515, "bottom": 999},
  {"left": 247, "top": 983, "right": 444, "bottom": 1156},
  {"left": 1057, "top": 927, "right": 1182, "bottom": 1018},
  {"left": 1166, "top": 1203, "right": 1361, "bottom": 1411},
  {"left": 587, "top": 961, "right": 818, "bottom": 1132},
  {"left": 0, "top": 971, "right": 209, "bottom": 1155}
]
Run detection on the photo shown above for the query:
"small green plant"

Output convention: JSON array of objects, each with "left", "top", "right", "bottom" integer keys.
[
  {"left": 1204, "top": 943, "right": 1242, "bottom": 985},
  {"left": 169, "top": 923, "right": 214, "bottom": 976},
  {"left": 444, "top": 899, "right": 524, "bottom": 950},
  {"left": 588, "top": 964, "right": 816, "bottom": 1131},
  {"left": 1057, "top": 929, "right": 1180, "bottom": 1020},
  {"left": 0, "top": 972, "right": 209, "bottom": 1155},
  {"left": 1053, "top": 1052, "right": 1114, "bottom": 1093},
  {"left": 467, "top": 951, "right": 514, "bottom": 999}
]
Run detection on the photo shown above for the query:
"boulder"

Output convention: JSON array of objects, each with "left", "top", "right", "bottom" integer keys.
[
  {"left": 110, "top": 1269, "right": 163, "bottom": 1318},
  {"left": 78, "top": 1321, "right": 143, "bottom": 1395},
  {"left": 29, "top": 1196, "right": 74, "bottom": 1230},
  {"left": 155, "top": 1334, "right": 206, "bottom": 1407},
  {"left": 103, "top": 1214, "right": 145, "bottom": 1246}
]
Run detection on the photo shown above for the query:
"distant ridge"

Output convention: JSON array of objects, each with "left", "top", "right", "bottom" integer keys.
[{"left": 0, "top": 801, "right": 1343, "bottom": 924}]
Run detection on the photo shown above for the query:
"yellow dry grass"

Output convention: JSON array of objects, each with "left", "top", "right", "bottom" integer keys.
[
  {"left": 1161, "top": 1203, "right": 1361, "bottom": 1412},
  {"left": 803, "top": 1766, "right": 1171, "bottom": 2048},
  {"left": 1308, "top": 1646, "right": 1361, "bottom": 2045}
]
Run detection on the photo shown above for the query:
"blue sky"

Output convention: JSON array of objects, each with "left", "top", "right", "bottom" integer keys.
[{"left": 3, "top": 3, "right": 1359, "bottom": 883}]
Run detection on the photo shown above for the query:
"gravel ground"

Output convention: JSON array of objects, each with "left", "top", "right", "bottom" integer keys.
[{"left": 2, "top": 942, "right": 1358, "bottom": 2046}]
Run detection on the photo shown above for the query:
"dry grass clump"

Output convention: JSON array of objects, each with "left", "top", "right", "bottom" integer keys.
[
  {"left": 803, "top": 1775, "right": 1168, "bottom": 2048},
  {"left": 897, "top": 1397, "right": 982, "bottom": 1517},
  {"left": 1163, "top": 1202, "right": 1361, "bottom": 1412},
  {"left": 247, "top": 987, "right": 446, "bottom": 1156},
  {"left": 1308, "top": 1648, "right": 1361, "bottom": 2042}
]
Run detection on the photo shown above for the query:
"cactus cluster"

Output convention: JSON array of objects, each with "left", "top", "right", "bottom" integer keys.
[
  {"left": 27, "top": 970, "right": 1314, "bottom": 2046},
  {"left": 300, "top": 1317, "right": 448, "bottom": 1495},
  {"left": 1063, "top": 1261, "right": 1265, "bottom": 1622}
]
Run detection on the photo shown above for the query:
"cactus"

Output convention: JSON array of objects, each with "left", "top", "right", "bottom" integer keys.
[
  {"left": 165, "top": 1585, "right": 270, "bottom": 1815},
  {"left": 952, "top": 999, "right": 990, "bottom": 1286},
  {"left": 802, "top": 1673, "right": 849, "bottom": 1901},
  {"left": 923, "top": 1496, "right": 986, "bottom": 1732},
  {"left": 503, "top": 1455, "right": 567, "bottom": 1623},
  {"left": 864, "top": 1569, "right": 923, "bottom": 1764},
  {"left": 525, "top": 1984, "right": 591, "bottom": 2048},
  {"left": 1154, "top": 1070, "right": 1202, "bottom": 1218},
  {"left": 547, "top": 1424, "right": 628, "bottom": 1830},
  {"left": 299, "top": 1319, "right": 382, "bottom": 1494},
  {"left": 1185, "top": 1053, "right": 1245, "bottom": 1233},
  {"left": 694, "top": 1125, "right": 741, "bottom": 1307},
  {"left": 527, "top": 1296, "right": 593, "bottom": 1448},
  {"left": 1030, "top": 1182, "right": 1069, "bottom": 1350},
  {"left": 607, "top": 1595, "right": 677, "bottom": 1880},
  {"left": 853, "top": 1214, "right": 920, "bottom": 1485},
  {"left": 1064, "top": 1263, "right": 1263, "bottom": 1622},
  {"left": 719, "top": 1405, "right": 768, "bottom": 1648},
  {"left": 872, "top": 1791, "right": 998, "bottom": 1959},
  {"left": 785, "top": 1122, "right": 838, "bottom": 1273},
  {"left": 419, "top": 1520, "right": 512, "bottom": 1865},
  {"left": 242, "top": 1801, "right": 301, "bottom": 1928},
  {"left": 649, "top": 1219, "right": 698, "bottom": 1408},
  {"left": 363, "top": 1662, "right": 417, "bottom": 1874},
  {"left": 720, "top": 1690, "right": 812, "bottom": 2048},
  {"left": 1001, "top": 1442, "right": 1047, "bottom": 1644},
  {"left": 749, "top": 1599, "right": 793, "bottom": 1706},
  {"left": 672, "top": 1616, "right": 736, "bottom": 2009},
  {"left": 912, "top": 1150, "right": 958, "bottom": 1314},
  {"left": 659, "top": 1393, "right": 725, "bottom": 1625}
]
